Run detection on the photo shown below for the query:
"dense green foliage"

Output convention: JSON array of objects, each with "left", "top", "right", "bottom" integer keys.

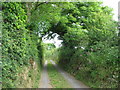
[
  {"left": 38, "top": 2, "right": 118, "bottom": 88},
  {"left": 57, "top": 3, "right": 118, "bottom": 88},
  {"left": 1, "top": 2, "right": 119, "bottom": 88},
  {"left": 2, "top": 2, "right": 42, "bottom": 88}
]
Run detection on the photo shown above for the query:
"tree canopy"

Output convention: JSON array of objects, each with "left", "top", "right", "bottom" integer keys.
[{"left": 2, "top": 2, "right": 119, "bottom": 88}]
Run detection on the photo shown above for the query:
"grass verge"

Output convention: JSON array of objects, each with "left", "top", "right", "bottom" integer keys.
[
  {"left": 14, "top": 61, "right": 41, "bottom": 88},
  {"left": 47, "top": 60, "right": 71, "bottom": 88}
]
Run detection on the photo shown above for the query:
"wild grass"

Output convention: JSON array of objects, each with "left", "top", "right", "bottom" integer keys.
[{"left": 47, "top": 60, "right": 71, "bottom": 88}]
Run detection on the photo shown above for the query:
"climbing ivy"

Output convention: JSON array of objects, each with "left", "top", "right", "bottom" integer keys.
[
  {"left": 2, "top": 2, "right": 42, "bottom": 88},
  {"left": 1, "top": 2, "right": 119, "bottom": 88}
]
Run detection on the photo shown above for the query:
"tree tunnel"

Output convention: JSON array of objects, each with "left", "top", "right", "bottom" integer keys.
[{"left": 2, "top": 2, "right": 118, "bottom": 88}]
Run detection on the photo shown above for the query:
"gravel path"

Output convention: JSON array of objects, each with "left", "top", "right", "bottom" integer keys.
[
  {"left": 39, "top": 60, "right": 52, "bottom": 88},
  {"left": 50, "top": 60, "right": 89, "bottom": 88}
]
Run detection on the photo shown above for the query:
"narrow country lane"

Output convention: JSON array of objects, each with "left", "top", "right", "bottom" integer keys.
[
  {"left": 39, "top": 61, "right": 52, "bottom": 88},
  {"left": 50, "top": 60, "right": 89, "bottom": 88}
]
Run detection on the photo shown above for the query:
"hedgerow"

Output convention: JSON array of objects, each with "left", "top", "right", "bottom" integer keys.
[
  {"left": 1, "top": 2, "right": 119, "bottom": 88},
  {"left": 2, "top": 2, "right": 42, "bottom": 88}
]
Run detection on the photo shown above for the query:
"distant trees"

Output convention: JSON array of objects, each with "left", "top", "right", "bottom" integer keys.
[{"left": 2, "top": 2, "right": 118, "bottom": 88}]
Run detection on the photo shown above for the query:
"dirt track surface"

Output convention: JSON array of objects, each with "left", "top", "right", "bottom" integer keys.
[
  {"left": 39, "top": 60, "right": 52, "bottom": 88},
  {"left": 50, "top": 60, "right": 89, "bottom": 88}
]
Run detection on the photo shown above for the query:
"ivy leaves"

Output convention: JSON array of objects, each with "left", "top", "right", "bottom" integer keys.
[{"left": 2, "top": 2, "right": 42, "bottom": 88}]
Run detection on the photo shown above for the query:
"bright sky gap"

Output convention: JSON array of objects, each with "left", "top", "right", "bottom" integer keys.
[{"left": 43, "top": 0, "right": 119, "bottom": 48}]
